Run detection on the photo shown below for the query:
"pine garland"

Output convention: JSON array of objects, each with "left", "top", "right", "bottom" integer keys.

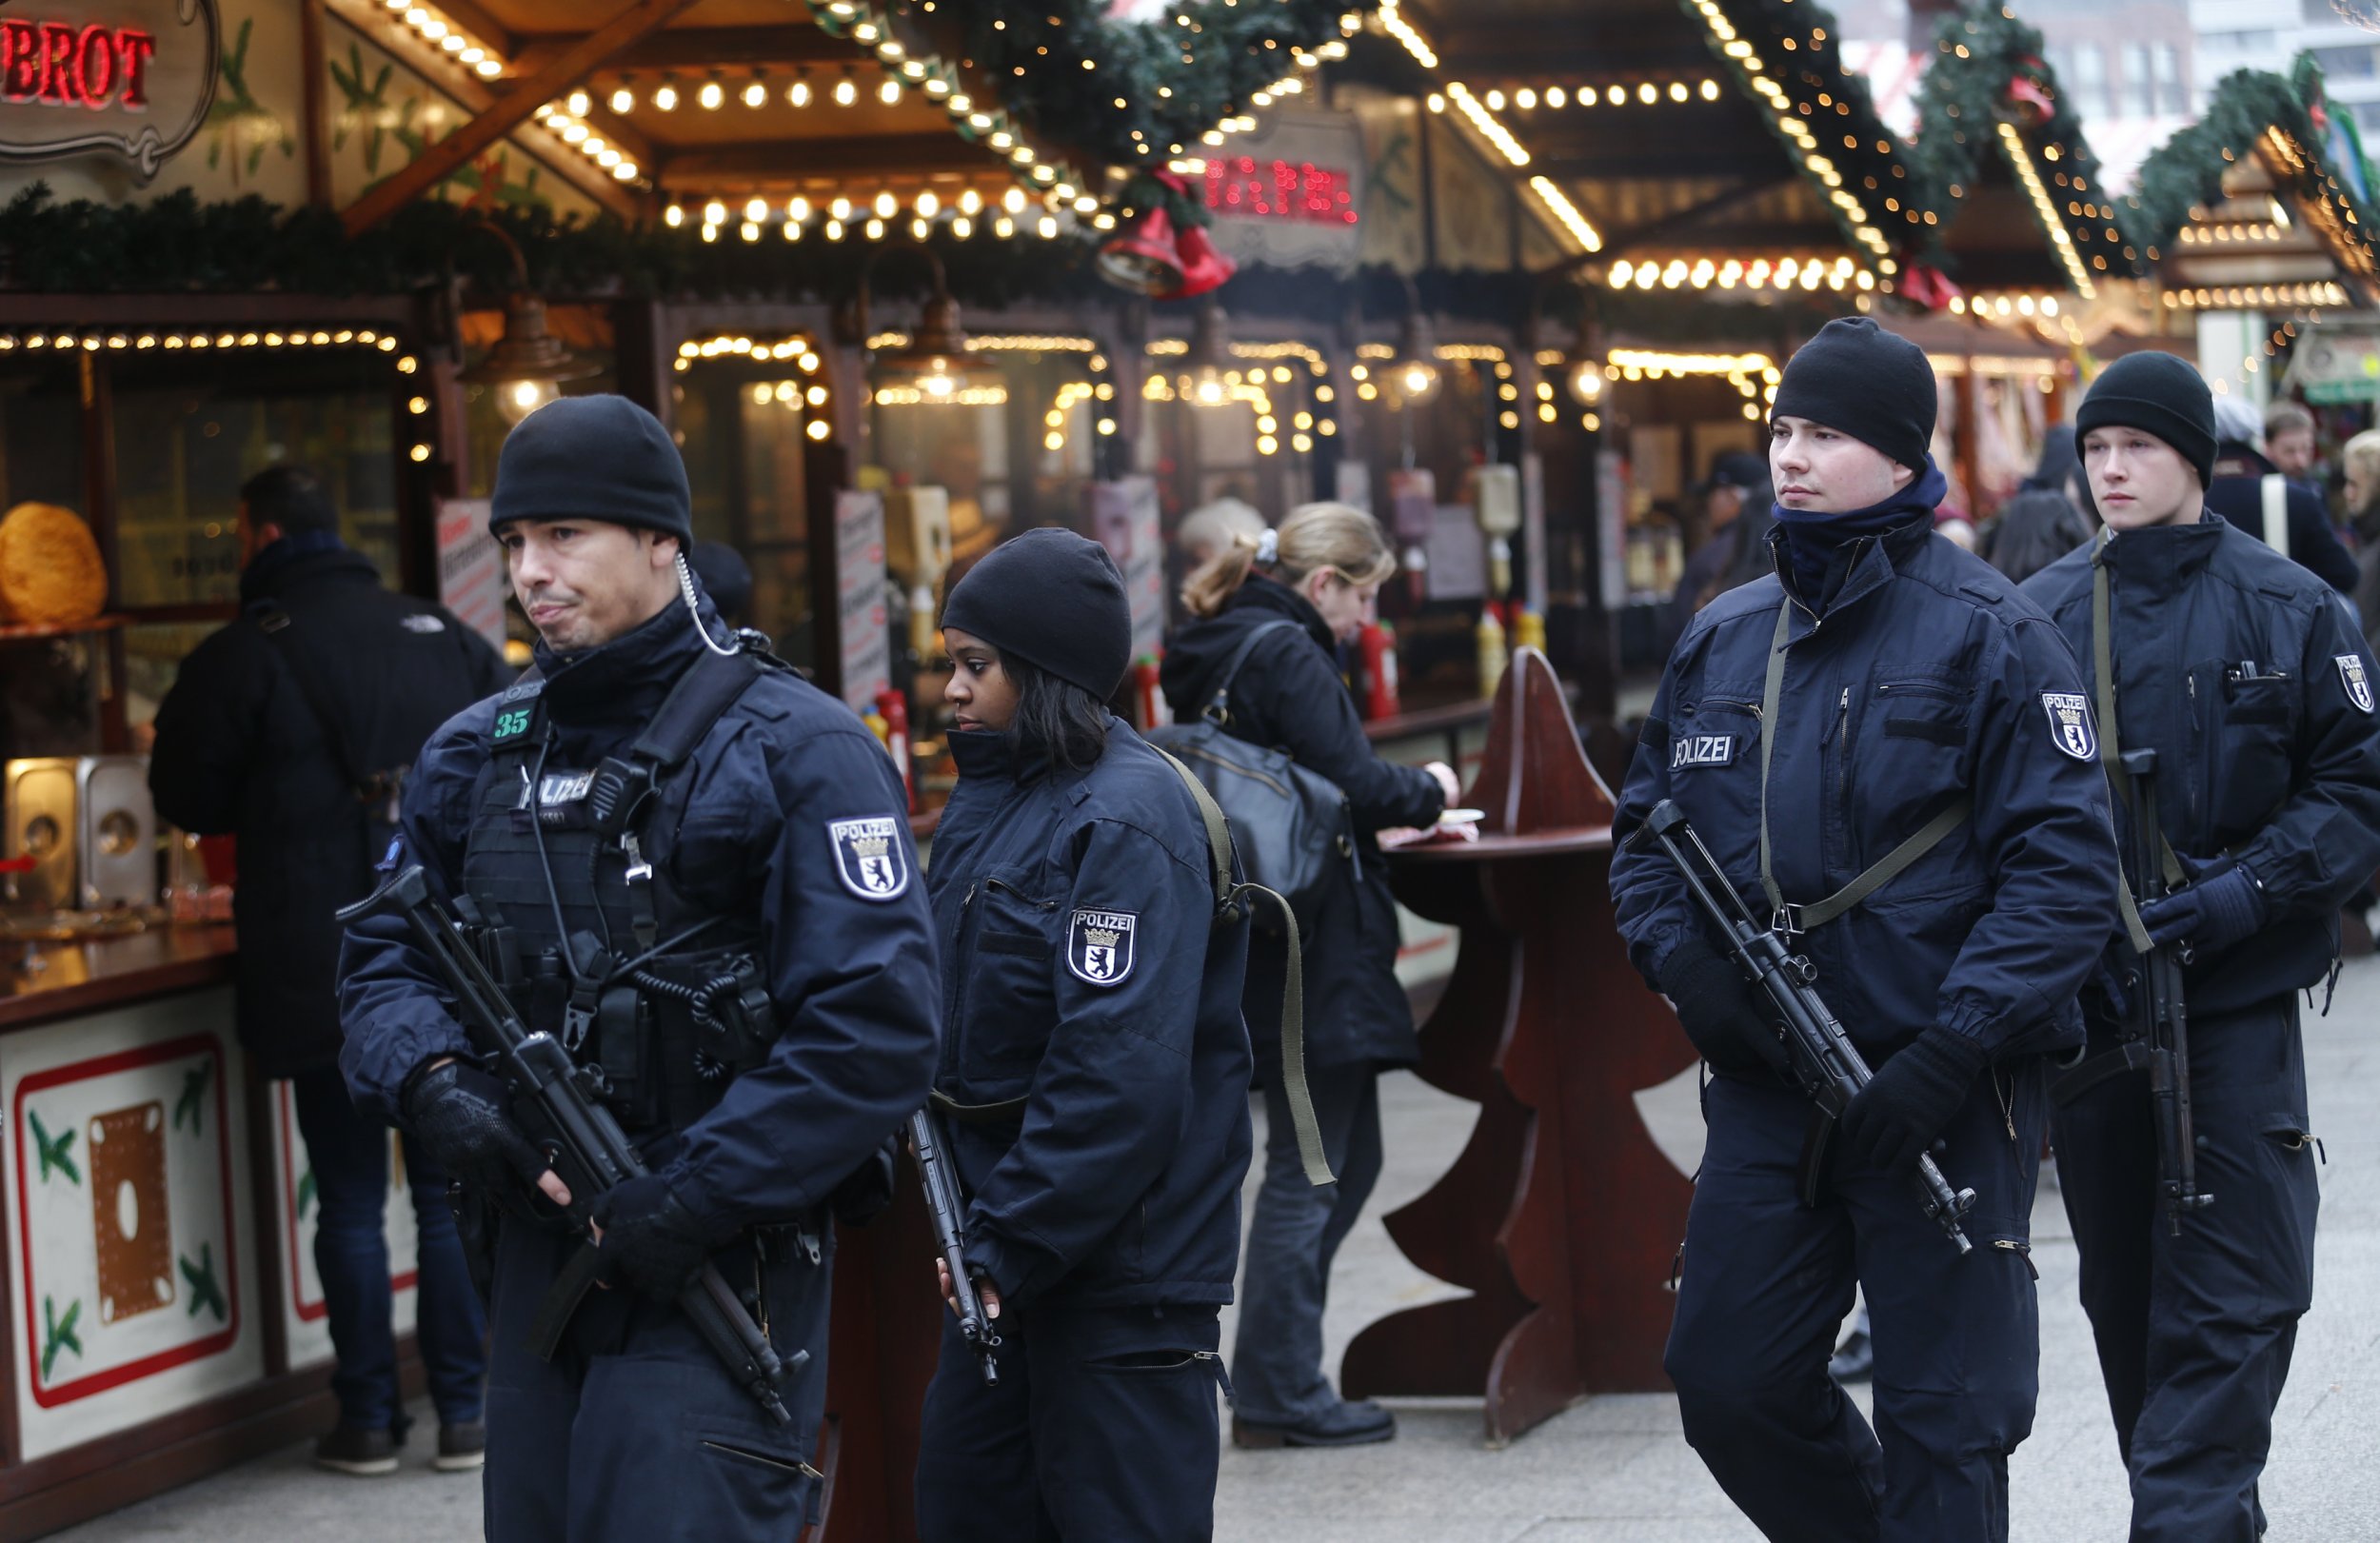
[
  {"left": 2122, "top": 58, "right": 2379, "bottom": 264},
  {"left": 1905, "top": 3, "right": 2135, "bottom": 279},
  {"left": 0, "top": 184, "right": 1094, "bottom": 307}
]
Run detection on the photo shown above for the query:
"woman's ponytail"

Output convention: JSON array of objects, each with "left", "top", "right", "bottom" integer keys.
[{"left": 1180, "top": 531, "right": 1262, "bottom": 619}]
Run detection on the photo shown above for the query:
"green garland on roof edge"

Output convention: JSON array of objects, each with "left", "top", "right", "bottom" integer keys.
[
  {"left": 0, "top": 185, "right": 1555, "bottom": 330},
  {"left": 1905, "top": 4, "right": 2129, "bottom": 276},
  {"left": 2123, "top": 57, "right": 2380, "bottom": 258},
  {"left": 1692, "top": 0, "right": 1922, "bottom": 261}
]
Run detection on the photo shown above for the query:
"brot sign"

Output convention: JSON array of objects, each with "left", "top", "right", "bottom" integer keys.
[{"left": 0, "top": 0, "right": 217, "bottom": 181}]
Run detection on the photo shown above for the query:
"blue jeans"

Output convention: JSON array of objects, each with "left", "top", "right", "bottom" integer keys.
[
  {"left": 1230, "top": 1064, "right": 1383, "bottom": 1423},
  {"left": 289, "top": 1066, "right": 487, "bottom": 1433}
]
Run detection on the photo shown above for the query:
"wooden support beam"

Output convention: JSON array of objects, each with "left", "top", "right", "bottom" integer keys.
[
  {"left": 510, "top": 25, "right": 856, "bottom": 78},
  {"left": 301, "top": 0, "right": 331, "bottom": 207},
  {"left": 655, "top": 134, "right": 999, "bottom": 189},
  {"left": 340, "top": 0, "right": 706, "bottom": 237}
]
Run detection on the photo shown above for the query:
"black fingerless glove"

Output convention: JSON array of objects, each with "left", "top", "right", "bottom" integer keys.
[
  {"left": 1838, "top": 1030, "right": 1988, "bottom": 1176},
  {"left": 593, "top": 1174, "right": 714, "bottom": 1300},
  {"left": 1656, "top": 938, "right": 1784, "bottom": 1079}
]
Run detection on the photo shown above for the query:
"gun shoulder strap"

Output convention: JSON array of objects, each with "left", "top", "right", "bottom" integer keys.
[
  {"left": 2091, "top": 534, "right": 2181, "bottom": 957},
  {"left": 2262, "top": 475, "right": 2291, "bottom": 560},
  {"left": 1154, "top": 745, "right": 1333, "bottom": 1186},
  {"left": 1755, "top": 602, "right": 1971, "bottom": 935}
]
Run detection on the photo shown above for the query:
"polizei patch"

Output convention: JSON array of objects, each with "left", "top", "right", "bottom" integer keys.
[
  {"left": 827, "top": 817, "right": 910, "bottom": 900},
  {"left": 1066, "top": 908, "right": 1138, "bottom": 987},
  {"left": 2041, "top": 692, "right": 2097, "bottom": 762},
  {"left": 1670, "top": 734, "right": 1736, "bottom": 770},
  {"left": 2338, "top": 655, "right": 2374, "bottom": 715}
]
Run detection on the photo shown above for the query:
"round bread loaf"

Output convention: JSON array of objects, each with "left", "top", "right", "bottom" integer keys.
[{"left": 0, "top": 503, "right": 109, "bottom": 626}]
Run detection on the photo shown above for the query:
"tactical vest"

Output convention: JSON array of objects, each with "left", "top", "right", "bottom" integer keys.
[{"left": 458, "top": 648, "right": 783, "bottom": 1134}]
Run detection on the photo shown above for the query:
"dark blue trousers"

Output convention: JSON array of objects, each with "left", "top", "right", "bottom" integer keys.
[
  {"left": 1665, "top": 1059, "right": 2048, "bottom": 1543},
  {"left": 288, "top": 1066, "right": 486, "bottom": 1434},
  {"left": 915, "top": 1300, "right": 1224, "bottom": 1542},
  {"left": 1231, "top": 1065, "right": 1383, "bottom": 1422},
  {"left": 2053, "top": 997, "right": 2319, "bottom": 1543},
  {"left": 480, "top": 1218, "right": 829, "bottom": 1543}
]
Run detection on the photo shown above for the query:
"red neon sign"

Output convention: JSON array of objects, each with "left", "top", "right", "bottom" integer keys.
[
  {"left": 0, "top": 19, "right": 158, "bottom": 111},
  {"left": 1204, "top": 156, "right": 1360, "bottom": 227}
]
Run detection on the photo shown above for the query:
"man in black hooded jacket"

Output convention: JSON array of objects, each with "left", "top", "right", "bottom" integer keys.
[{"left": 149, "top": 465, "right": 510, "bottom": 1474}]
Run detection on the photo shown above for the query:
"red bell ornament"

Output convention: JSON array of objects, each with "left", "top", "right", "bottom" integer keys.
[
  {"left": 1097, "top": 205, "right": 1188, "bottom": 295},
  {"left": 1169, "top": 221, "right": 1238, "bottom": 299}
]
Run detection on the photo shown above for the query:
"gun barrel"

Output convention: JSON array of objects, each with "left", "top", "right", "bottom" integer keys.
[{"left": 910, "top": 1110, "right": 1002, "bottom": 1385}]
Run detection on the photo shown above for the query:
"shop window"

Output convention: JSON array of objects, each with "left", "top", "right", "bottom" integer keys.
[
  {"left": 2070, "top": 44, "right": 2112, "bottom": 121},
  {"left": 2314, "top": 45, "right": 2379, "bottom": 80},
  {"left": 2156, "top": 46, "right": 2189, "bottom": 115},
  {"left": 0, "top": 360, "right": 87, "bottom": 516},
  {"left": 2122, "top": 44, "right": 2155, "bottom": 118}
]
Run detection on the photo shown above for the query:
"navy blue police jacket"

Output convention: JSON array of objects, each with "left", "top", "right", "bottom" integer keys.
[
  {"left": 338, "top": 597, "right": 942, "bottom": 1241},
  {"left": 1610, "top": 516, "right": 2122, "bottom": 1063},
  {"left": 927, "top": 722, "right": 1253, "bottom": 1311},
  {"left": 2021, "top": 514, "right": 2380, "bottom": 1017}
]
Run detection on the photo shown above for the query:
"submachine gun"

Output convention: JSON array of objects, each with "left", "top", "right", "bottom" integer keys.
[
  {"left": 2050, "top": 748, "right": 2214, "bottom": 1234},
  {"left": 1626, "top": 800, "right": 1977, "bottom": 1256},
  {"left": 909, "top": 1107, "right": 1002, "bottom": 1385},
  {"left": 338, "top": 864, "right": 803, "bottom": 1426}
]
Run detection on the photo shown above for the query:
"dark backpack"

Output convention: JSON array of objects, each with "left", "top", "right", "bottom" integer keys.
[{"left": 1148, "top": 621, "right": 1359, "bottom": 934}]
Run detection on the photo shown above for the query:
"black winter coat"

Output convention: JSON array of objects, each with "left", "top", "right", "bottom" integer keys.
[
  {"left": 149, "top": 544, "right": 510, "bottom": 1078},
  {"left": 926, "top": 724, "right": 1253, "bottom": 1309},
  {"left": 2205, "top": 443, "right": 2358, "bottom": 595},
  {"left": 1160, "top": 577, "right": 1445, "bottom": 1077},
  {"left": 2021, "top": 516, "right": 2380, "bottom": 1016}
]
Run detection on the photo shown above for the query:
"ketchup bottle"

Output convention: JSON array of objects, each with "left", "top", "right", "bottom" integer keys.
[{"left": 873, "top": 688, "right": 916, "bottom": 813}]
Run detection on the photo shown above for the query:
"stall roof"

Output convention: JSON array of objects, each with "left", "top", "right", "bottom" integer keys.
[
  {"left": 1905, "top": 5, "right": 2141, "bottom": 304},
  {"left": 2125, "top": 57, "right": 2380, "bottom": 316},
  {"left": 1378, "top": 0, "right": 1921, "bottom": 299}
]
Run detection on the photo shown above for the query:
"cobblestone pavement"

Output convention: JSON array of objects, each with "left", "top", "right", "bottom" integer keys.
[{"left": 50, "top": 957, "right": 2380, "bottom": 1541}]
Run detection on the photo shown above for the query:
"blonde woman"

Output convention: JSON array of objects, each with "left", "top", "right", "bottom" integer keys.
[{"left": 1160, "top": 502, "right": 1458, "bottom": 1449}]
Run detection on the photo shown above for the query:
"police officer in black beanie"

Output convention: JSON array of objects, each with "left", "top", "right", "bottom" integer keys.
[
  {"left": 914, "top": 527, "right": 1257, "bottom": 1543},
  {"left": 1609, "top": 318, "right": 2122, "bottom": 1541},
  {"left": 340, "top": 394, "right": 941, "bottom": 1540},
  {"left": 2022, "top": 356, "right": 2380, "bottom": 1541}
]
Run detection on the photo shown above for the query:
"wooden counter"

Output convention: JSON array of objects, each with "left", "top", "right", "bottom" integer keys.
[{"left": 0, "top": 924, "right": 420, "bottom": 1539}]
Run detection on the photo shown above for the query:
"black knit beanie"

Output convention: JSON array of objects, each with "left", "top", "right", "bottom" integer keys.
[
  {"left": 489, "top": 395, "right": 693, "bottom": 544},
  {"left": 1772, "top": 317, "right": 1937, "bottom": 473},
  {"left": 942, "top": 528, "right": 1133, "bottom": 699},
  {"left": 2074, "top": 351, "right": 2217, "bottom": 487}
]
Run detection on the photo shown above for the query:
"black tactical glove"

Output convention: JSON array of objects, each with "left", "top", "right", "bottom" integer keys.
[
  {"left": 1656, "top": 937, "right": 1785, "bottom": 1079},
  {"left": 403, "top": 1061, "right": 551, "bottom": 1198},
  {"left": 1837, "top": 1029, "right": 1988, "bottom": 1176},
  {"left": 593, "top": 1174, "right": 713, "bottom": 1300}
]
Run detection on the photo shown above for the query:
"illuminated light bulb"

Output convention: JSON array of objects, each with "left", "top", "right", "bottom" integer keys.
[
  {"left": 825, "top": 219, "right": 844, "bottom": 240},
  {"left": 652, "top": 82, "right": 679, "bottom": 110},
  {"left": 995, "top": 216, "right": 1015, "bottom": 238},
  {"left": 475, "top": 58, "right": 502, "bottom": 77},
  {"left": 1484, "top": 89, "right": 1507, "bottom": 110},
  {"left": 1547, "top": 87, "right": 1567, "bottom": 108},
  {"left": 1611, "top": 260, "right": 1635, "bottom": 286},
  {"left": 664, "top": 205, "right": 684, "bottom": 227},
  {"left": 704, "top": 200, "right": 726, "bottom": 225},
  {"left": 566, "top": 90, "right": 590, "bottom": 117},
  {"left": 787, "top": 197, "right": 809, "bottom": 222},
  {"left": 1003, "top": 188, "right": 1026, "bottom": 213},
  {"left": 806, "top": 386, "right": 827, "bottom": 405},
  {"left": 831, "top": 197, "right": 852, "bottom": 220},
  {"left": 807, "top": 419, "right": 830, "bottom": 441},
  {"left": 911, "top": 218, "right": 929, "bottom": 240},
  {"left": 783, "top": 221, "right": 801, "bottom": 241},
  {"left": 1670, "top": 81, "right": 1689, "bottom": 102},
  {"left": 1516, "top": 88, "right": 1537, "bottom": 109},
  {"left": 699, "top": 80, "right": 724, "bottom": 109},
  {"left": 959, "top": 188, "right": 982, "bottom": 214},
  {"left": 1607, "top": 85, "right": 1625, "bottom": 105},
  {"left": 746, "top": 197, "right": 769, "bottom": 222},
  {"left": 1038, "top": 216, "right": 1058, "bottom": 239},
  {"left": 880, "top": 79, "right": 902, "bottom": 105},
  {"left": 1427, "top": 92, "right": 1446, "bottom": 112},
  {"left": 916, "top": 190, "right": 939, "bottom": 218},
  {"left": 609, "top": 87, "right": 633, "bottom": 113},
  {"left": 743, "top": 80, "right": 767, "bottom": 108},
  {"left": 874, "top": 190, "right": 898, "bottom": 218},
  {"left": 953, "top": 216, "right": 973, "bottom": 238},
  {"left": 740, "top": 221, "right": 760, "bottom": 242},
  {"left": 561, "top": 121, "right": 588, "bottom": 144},
  {"left": 835, "top": 76, "right": 858, "bottom": 106},
  {"left": 865, "top": 218, "right": 886, "bottom": 240}
]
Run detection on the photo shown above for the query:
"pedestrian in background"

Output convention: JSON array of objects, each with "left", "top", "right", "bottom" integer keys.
[
  {"left": 2207, "top": 394, "right": 2357, "bottom": 593},
  {"left": 915, "top": 529, "right": 1254, "bottom": 1539},
  {"left": 2346, "top": 428, "right": 2380, "bottom": 659},
  {"left": 149, "top": 465, "right": 509, "bottom": 1475},
  {"left": 1163, "top": 504, "right": 1458, "bottom": 1449},
  {"left": 1609, "top": 317, "right": 2120, "bottom": 1542},
  {"left": 2021, "top": 351, "right": 2380, "bottom": 1542},
  {"left": 2264, "top": 398, "right": 2318, "bottom": 485},
  {"left": 1981, "top": 487, "right": 2094, "bottom": 585},
  {"left": 1661, "top": 451, "right": 1773, "bottom": 649}
]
